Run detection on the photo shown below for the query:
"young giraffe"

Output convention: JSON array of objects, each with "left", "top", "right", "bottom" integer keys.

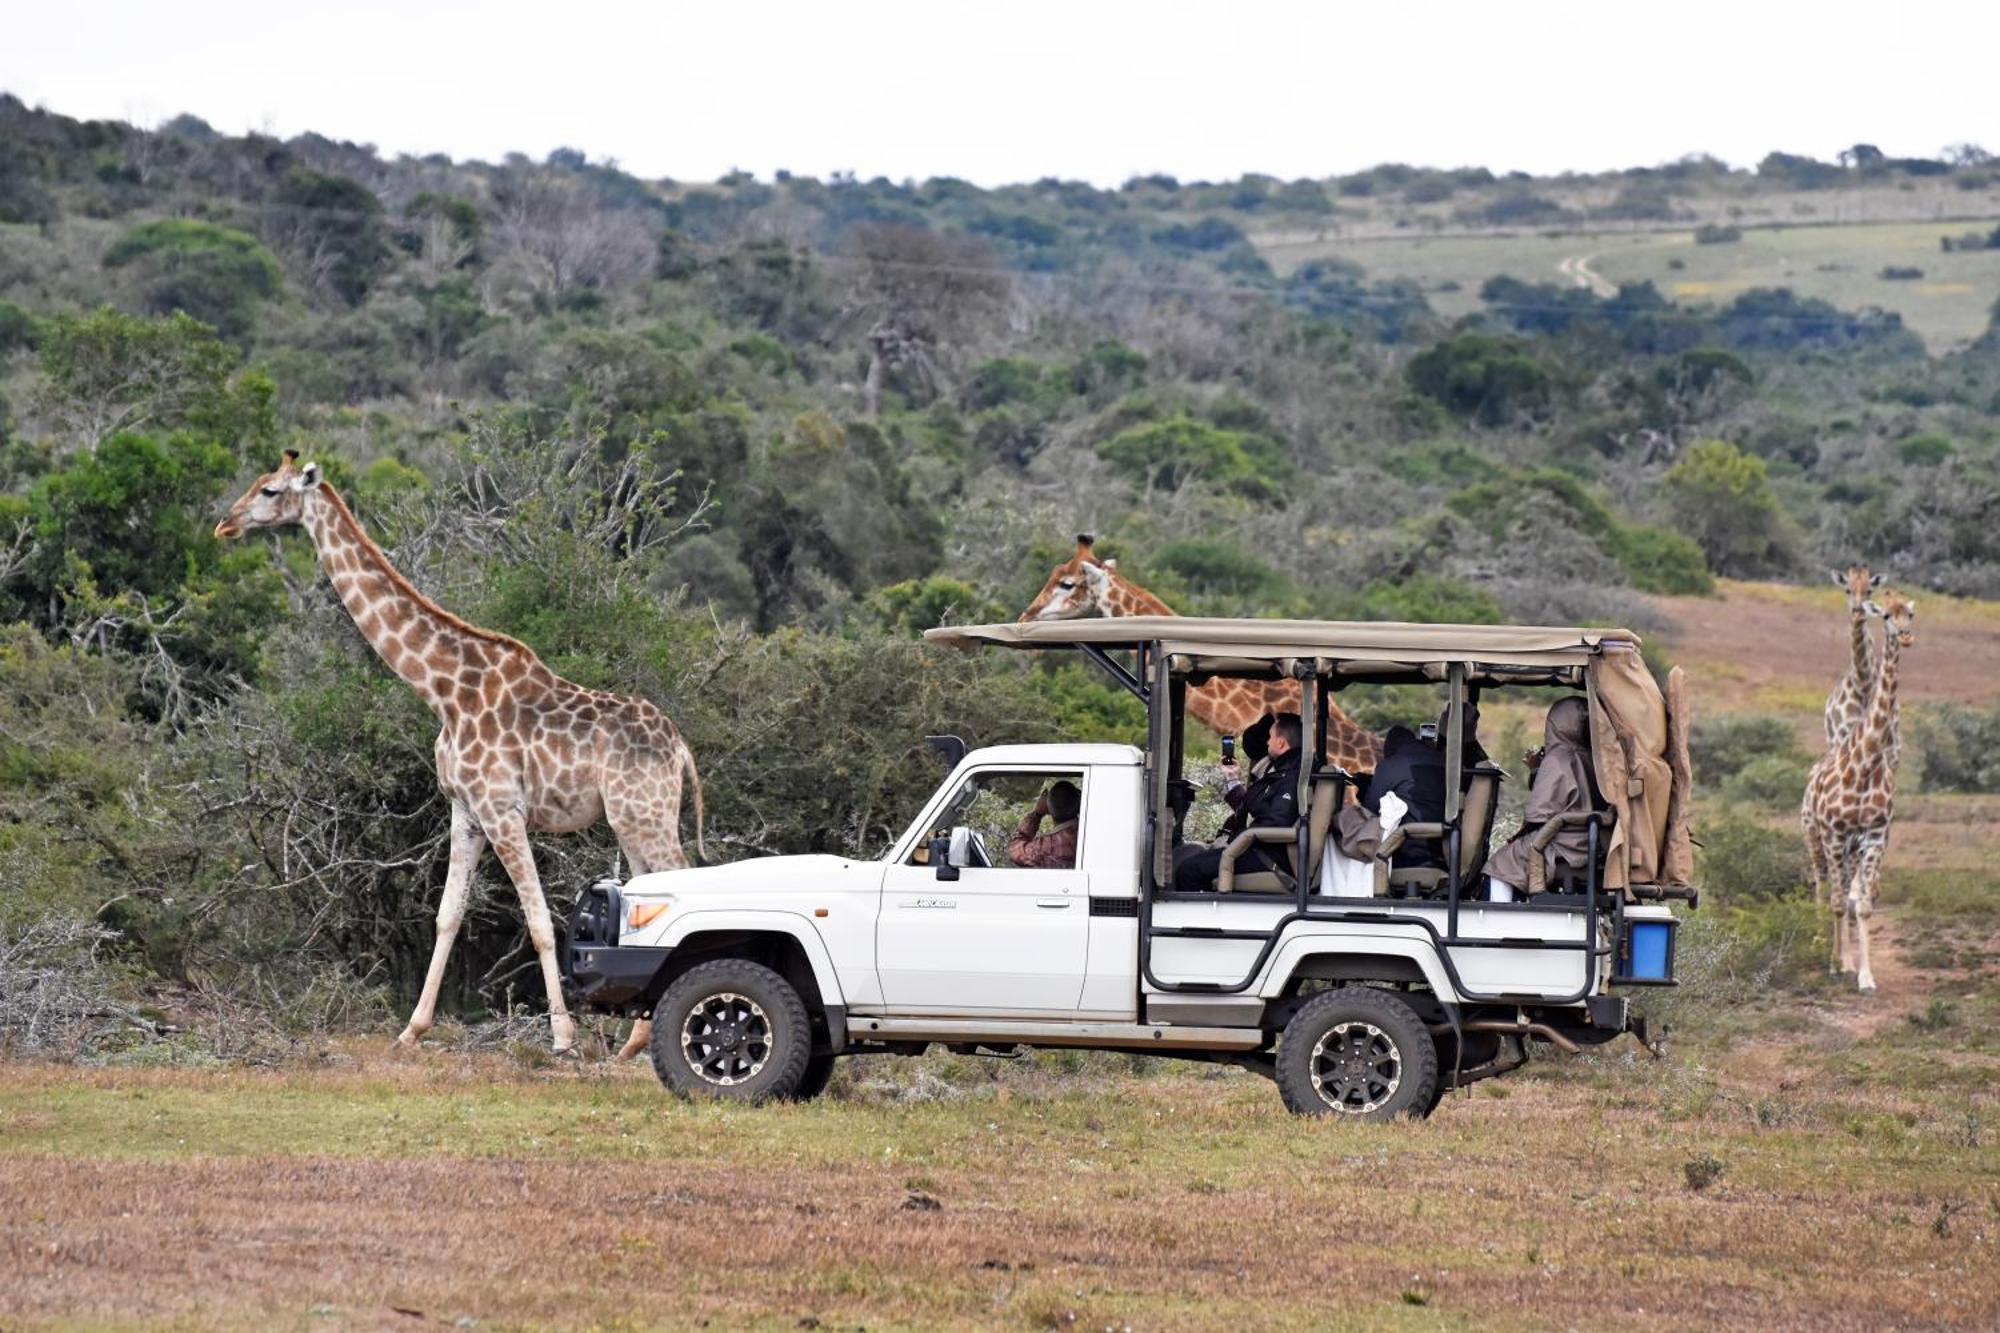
[
  {"left": 1019, "top": 535, "right": 1383, "bottom": 773},
  {"left": 216, "top": 452, "right": 703, "bottom": 1055},
  {"left": 1801, "top": 593, "right": 1916, "bottom": 994},
  {"left": 1822, "top": 564, "right": 1884, "bottom": 750}
]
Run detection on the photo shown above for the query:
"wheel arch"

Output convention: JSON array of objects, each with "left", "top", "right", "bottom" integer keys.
[
  {"left": 656, "top": 920, "right": 845, "bottom": 1049},
  {"left": 1259, "top": 931, "right": 1455, "bottom": 1000}
]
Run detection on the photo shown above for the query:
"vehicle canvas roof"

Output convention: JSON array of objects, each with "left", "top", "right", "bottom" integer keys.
[{"left": 925, "top": 616, "right": 1638, "bottom": 669}]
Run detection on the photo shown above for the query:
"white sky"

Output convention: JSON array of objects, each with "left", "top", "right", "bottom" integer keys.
[{"left": 4, "top": 1, "right": 1995, "bottom": 187}]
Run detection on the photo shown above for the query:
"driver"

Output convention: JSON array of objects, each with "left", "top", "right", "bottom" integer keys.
[{"left": 1009, "top": 780, "right": 1081, "bottom": 868}]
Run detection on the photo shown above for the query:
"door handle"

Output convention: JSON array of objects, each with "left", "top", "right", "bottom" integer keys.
[{"left": 1035, "top": 897, "right": 1072, "bottom": 909}]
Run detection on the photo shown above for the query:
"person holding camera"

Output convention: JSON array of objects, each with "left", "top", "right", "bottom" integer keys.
[
  {"left": 1172, "top": 714, "right": 1303, "bottom": 891},
  {"left": 1009, "top": 780, "right": 1081, "bottom": 869}
]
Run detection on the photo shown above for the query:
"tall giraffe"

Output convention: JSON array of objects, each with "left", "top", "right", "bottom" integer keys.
[
  {"left": 216, "top": 452, "right": 703, "bottom": 1054},
  {"left": 1801, "top": 593, "right": 1915, "bottom": 994},
  {"left": 1019, "top": 535, "right": 1383, "bottom": 773},
  {"left": 1822, "top": 564, "right": 1884, "bottom": 749}
]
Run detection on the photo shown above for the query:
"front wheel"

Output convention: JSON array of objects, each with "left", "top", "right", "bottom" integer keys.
[
  {"left": 1276, "top": 986, "right": 1439, "bottom": 1120},
  {"left": 649, "top": 959, "right": 813, "bottom": 1102}
]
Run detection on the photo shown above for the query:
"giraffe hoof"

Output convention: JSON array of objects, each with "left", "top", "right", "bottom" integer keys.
[{"left": 394, "top": 1029, "right": 423, "bottom": 1049}]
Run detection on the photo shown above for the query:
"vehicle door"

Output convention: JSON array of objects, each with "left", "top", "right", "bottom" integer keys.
[{"left": 876, "top": 767, "right": 1091, "bottom": 1015}]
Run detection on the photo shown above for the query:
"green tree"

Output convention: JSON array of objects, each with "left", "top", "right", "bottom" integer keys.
[
  {"left": 1404, "top": 333, "right": 1558, "bottom": 426},
  {"left": 30, "top": 309, "right": 275, "bottom": 451},
  {"left": 102, "top": 219, "right": 284, "bottom": 339},
  {"left": 1661, "top": 440, "right": 1794, "bottom": 577},
  {"left": 1096, "top": 414, "right": 1291, "bottom": 500},
  {"left": 266, "top": 168, "right": 392, "bottom": 305}
]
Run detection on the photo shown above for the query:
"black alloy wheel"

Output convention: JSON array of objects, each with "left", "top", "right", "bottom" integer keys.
[
  {"left": 1276, "top": 986, "right": 1439, "bottom": 1120},
  {"left": 649, "top": 959, "right": 812, "bottom": 1102}
]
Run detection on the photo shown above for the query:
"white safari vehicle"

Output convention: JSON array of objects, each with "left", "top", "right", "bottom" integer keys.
[{"left": 565, "top": 618, "right": 1698, "bottom": 1119}]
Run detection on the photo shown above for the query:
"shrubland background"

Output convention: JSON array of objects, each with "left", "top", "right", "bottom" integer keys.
[{"left": 2, "top": 95, "right": 1999, "bottom": 1048}]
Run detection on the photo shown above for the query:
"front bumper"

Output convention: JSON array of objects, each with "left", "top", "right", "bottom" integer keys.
[
  {"left": 567, "top": 942, "right": 674, "bottom": 1012},
  {"left": 562, "top": 878, "right": 672, "bottom": 1012}
]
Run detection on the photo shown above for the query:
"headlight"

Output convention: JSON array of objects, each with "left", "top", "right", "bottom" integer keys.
[{"left": 627, "top": 897, "right": 675, "bottom": 931}]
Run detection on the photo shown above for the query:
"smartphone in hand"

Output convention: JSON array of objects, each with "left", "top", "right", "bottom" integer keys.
[{"left": 1221, "top": 734, "right": 1235, "bottom": 764}]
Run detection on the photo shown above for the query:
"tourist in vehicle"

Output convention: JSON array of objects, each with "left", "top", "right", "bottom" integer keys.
[
  {"left": 1484, "top": 696, "right": 1598, "bottom": 901},
  {"left": 1009, "top": 780, "right": 1082, "bottom": 868},
  {"left": 1173, "top": 714, "right": 1302, "bottom": 890},
  {"left": 1330, "top": 702, "right": 1477, "bottom": 870}
]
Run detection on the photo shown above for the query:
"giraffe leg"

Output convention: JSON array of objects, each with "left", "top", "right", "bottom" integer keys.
[
  {"left": 486, "top": 811, "right": 577, "bottom": 1053},
  {"left": 1851, "top": 838, "right": 1885, "bottom": 994},
  {"left": 398, "top": 802, "right": 486, "bottom": 1048},
  {"left": 607, "top": 778, "right": 691, "bottom": 1063}
]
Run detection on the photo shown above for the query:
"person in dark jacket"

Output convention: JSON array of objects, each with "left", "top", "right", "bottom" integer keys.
[
  {"left": 1174, "top": 714, "right": 1303, "bottom": 890},
  {"left": 1358, "top": 724, "right": 1448, "bottom": 869}
]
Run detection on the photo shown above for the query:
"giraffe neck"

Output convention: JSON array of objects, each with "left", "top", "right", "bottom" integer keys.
[
  {"left": 302, "top": 486, "right": 516, "bottom": 717},
  {"left": 1848, "top": 608, "right": 1875, "bottom": 682},
  {"left": 1106, "top": 581, "right": 1176, "bottom": 617},
  {"left": 1856, "top": 628, "right": 1902, "bottom": 754}
]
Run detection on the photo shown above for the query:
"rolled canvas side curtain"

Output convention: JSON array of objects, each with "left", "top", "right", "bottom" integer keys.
[
  {"left": 1663, "top": 666, "right": 1697, "bottom": 887},
  {"left": 1586, "top": 649, "right": 1675, "bottom": 889}
]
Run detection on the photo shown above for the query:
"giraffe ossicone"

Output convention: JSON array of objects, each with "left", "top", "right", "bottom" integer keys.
[
  {"left": 217, "top": 453, "right": 703, "bottom": 1056},
  {"left": 1019, "top": 534, "right": 1384, "bottom": 773}
]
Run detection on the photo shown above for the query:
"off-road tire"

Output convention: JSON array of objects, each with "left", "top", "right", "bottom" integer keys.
[
  {"left": 649, "top": 959, "right": 812, "bottom": 1102},
  {"left": 1276, "top": 986, "right": 1439, "bottom": 1120},
  {"left": 786, "top": 1052, "right": 838, "bottom": 1103}
]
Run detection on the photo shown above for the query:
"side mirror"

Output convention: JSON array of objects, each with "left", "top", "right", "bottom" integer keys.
[{"left": 928, "top": 836, "right": 959, "bottom": 881}]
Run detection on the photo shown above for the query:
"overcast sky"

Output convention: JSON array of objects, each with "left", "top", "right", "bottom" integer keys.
[{"left": 5, "top": 1, "right": 1994, "bottom": 187}]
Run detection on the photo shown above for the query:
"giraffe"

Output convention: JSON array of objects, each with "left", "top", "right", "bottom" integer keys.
[
  {"left": 1019, "top": 535, "right": 1383, "bottom": 773},
  {"left": 216, "top": 452, "right": 703, "bottom": 1055},
  {"left": 1801, "top": 593, "right": 1915, "bottom": 994},
  {"left": 1822, "top": 564, "right": 1884, "bottom": 750}
]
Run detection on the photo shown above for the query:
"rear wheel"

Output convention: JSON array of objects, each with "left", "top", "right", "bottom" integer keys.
[
  {"left": 649, "top": 959, "right": 812, "bottom": 1102},
  {"left": 1276, "top": 986, "right": 1438, "bottom": 1120}
]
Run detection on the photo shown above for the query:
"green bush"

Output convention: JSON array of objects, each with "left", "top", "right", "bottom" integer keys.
[
  {"left": 1096, "top": 414, "right": 1292, "bottom": 500},
  {"left": 1662, "top": 440, "right": 1795, "bottom": 577},
  {"left": 1697, "top": 813, "right": 1807, "bottom": 900},
  {"left": 1611, "top": 523, "right": 1714, "bottom": 594},
  {"left": 0, "top": 300, "right": 36, "bottom": 354},
  {"left": 1689, "top": 712, "right": 1803, "bottom": 785},
  {"left": 1895, "top": 433, "right": 1955, "bottom": 465},
  {"left": 102, "top": 219, "right": 283, "bottom": 339},
  {"left": 1721, "top": 753, "right": 1810, "bottom": 808},
  {"left": 1354, "top": 574, "right": 1503, "bottom": 624},
  {"left": 1913, "top": 704, "right": 2000, "bottom": 792},
  {"left": 1404, "top": 333, "right": 1558, "bottom": 426},
  {"left": 1694, "top": 223, "right": 1742, "bottom": 244}
]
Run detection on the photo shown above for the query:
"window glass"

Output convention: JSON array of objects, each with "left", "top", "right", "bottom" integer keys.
[{"left": 904, "top": 770, "right": 1083, "bottom": 869}]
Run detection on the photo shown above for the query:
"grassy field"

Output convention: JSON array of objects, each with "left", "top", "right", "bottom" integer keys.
[
  {"left": 1259, "top": 220, "right": 2000, "bottom": 352},
  {"left": 4, "top": 983, "right": 1999, "bottom": 1333},
  {"left": 6, "top": 580, "right": 2000, "bottom": 1330}
]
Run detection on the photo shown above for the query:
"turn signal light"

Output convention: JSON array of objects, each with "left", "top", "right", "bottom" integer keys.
[{"left": 628, "top": 902, "right": 670, "bottom": 929}]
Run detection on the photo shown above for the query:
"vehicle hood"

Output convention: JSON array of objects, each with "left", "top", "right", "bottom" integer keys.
[{"left": 622, "top": 854, "right": 875, "bottom": 898}]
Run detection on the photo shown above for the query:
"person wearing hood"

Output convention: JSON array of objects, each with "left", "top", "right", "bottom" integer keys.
[{"left": 1484, "top": 696, "right": 1599, "bottom": 901}]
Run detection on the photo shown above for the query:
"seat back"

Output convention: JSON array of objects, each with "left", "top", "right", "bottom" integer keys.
[
  {"left": 1303, "top": 771, "right": 1341, "bottom": 881},
  {"left": 1456, "top": 763, "right": 1503, "bottom": 882}
]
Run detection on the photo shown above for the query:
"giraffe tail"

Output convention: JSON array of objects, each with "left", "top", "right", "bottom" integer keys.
[{"left": 682, "top": 746, "right": 706, "bottom": 864}]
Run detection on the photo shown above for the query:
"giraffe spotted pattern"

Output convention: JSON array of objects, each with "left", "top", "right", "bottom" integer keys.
[
  {"left": 217, "top": 452, "right": 702, "bottom": 1055},
  {"left": 1019, "top": 535, "right": 1384, "bottom": 774}
]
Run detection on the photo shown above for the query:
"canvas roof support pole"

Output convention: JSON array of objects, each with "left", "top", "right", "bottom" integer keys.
[
  {"left": 1296, "top": 664, "right": 1319, "bottom": 910},
  {"left": 1148, "top": 642, "right": 1173, "bottom": 895}
]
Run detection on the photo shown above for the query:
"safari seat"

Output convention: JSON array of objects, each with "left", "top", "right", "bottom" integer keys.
[
  {"left": 1526, "top": 807, "right": 1616, "bottom": 897},
  {"left": 1373, "top": 762, "right": 1506, "bottom": 899},
  {"left": 1216, "top": 769, "right": 1344, "bottom": 894}
]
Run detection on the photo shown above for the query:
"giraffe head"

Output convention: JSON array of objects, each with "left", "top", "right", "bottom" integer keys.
[
  {"left": 214, "top": 450, "right": 323, "bottom": 539},
  {"left": 1865, "top": 593, "right": 1917, "bottom": 648},
  {"left": 1019, "top": 534, "right": 1119, "bottom": 621},
  {"left": 1831, "top": 564, "right": 1882, "bottom": 614}
]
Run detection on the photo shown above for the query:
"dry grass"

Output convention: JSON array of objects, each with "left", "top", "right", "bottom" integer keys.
[
  {"left": 1648, "top": 580, "right": 2000, "bottom": 746},
  {"left": 3, "top": 1005, "right": 1999, "bottom": 1332}
]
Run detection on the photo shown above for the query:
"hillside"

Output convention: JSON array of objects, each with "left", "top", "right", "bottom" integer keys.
[{"left": 1, "top": 90, "right": 1998, "bottom": 1042}]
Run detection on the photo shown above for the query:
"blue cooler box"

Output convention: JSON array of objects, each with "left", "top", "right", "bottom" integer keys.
[{"left": 1616, "top": 917, "right": 1677, "bottom": 984}]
